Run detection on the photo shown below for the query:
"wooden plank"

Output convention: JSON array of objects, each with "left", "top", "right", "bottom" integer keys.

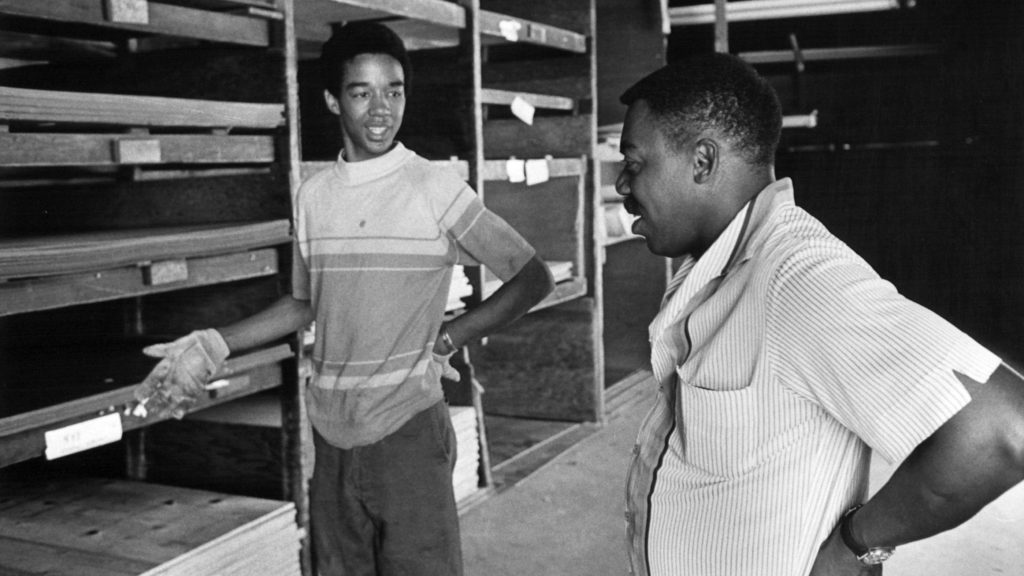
[
  {"left": 0, "top": 0, "right": 270, "bottom": 46},
  {"left": 0, "top": 86, "right": 284, "bottom": 128},
  {"left": 0, "top": 355, "right": 289, "bottom": 467},
  {"left": 0, "top": 479, "right": 300, "bottom": 576},
  {"left": 480, "top": 88, "right": 574, "bottom": 111},
  {"left": 0, "top": 220, "right": 291, "bottom": 280},
  {"left": 0, "top": 134, "right": 276, "bottom": 167},
  {"left": 479, "top": 9, "right": 586, "bottom": 53},
  {"left": 484, "top": 115, "right": 593, "bottom": 158},
  {"left": 0, "top": 346, "right": 291, "bottom": 438},
  {"left": 0, "top": 248, "right": 279, "bottom": 317},
  {"left": 293, "top": 0, "right": 465, "bottom": 47}
]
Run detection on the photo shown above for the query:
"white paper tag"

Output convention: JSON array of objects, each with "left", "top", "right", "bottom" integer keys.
[
  {"left": 505, "top": 158, "right": 526, "bottom": 183},
  {"left": 525, "top": 159, "right": 550, "bottom": 186},
  {"left": 45, "top": 413, "right": 123, "bottom": 460},
  {"left": 510, "top": 95, "right": 535, "bottom": 125},
  {"left": 499, "top": 20, "right": 522, "bottom": 42}
]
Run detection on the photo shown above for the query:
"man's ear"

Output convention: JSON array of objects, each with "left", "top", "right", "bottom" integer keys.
[
  {"left": 323, "top": 89, "right": 341, "bottom": 116},
  {"left": 693, "top": 138, "right": 718, "bottom": 184}
]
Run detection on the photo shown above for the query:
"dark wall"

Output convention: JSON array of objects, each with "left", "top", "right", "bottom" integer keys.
[
  {"left": 596, "top": 0, "right": 667, "bottom": 126},
  {"left": 668, "top": 1, "right": 1024, "bottom": 363}
]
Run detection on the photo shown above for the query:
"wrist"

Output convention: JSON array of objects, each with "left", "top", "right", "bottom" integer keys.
[{"left": 840, "top": 505, "right": 895, "bottom": 566}]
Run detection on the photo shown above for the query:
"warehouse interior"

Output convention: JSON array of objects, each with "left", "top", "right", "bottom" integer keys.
[{"left": 1, "top": 0, "right": 1022, "bottom": 574}]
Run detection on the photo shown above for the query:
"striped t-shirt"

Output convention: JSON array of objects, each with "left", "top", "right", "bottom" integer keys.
[
  {"left": 292, "top": 143, "right": 535, "bottom": 448},
  {"left": 625, "top": 178, "right": 1001, "bottom": 576}
]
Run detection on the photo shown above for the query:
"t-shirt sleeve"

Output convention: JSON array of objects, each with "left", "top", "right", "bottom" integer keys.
[
  {"left": 767, "top": 247, "right": 1001, "bottom": 464},
  {"left": 438, "top": 183, "right": 536, "bottom": 282}
]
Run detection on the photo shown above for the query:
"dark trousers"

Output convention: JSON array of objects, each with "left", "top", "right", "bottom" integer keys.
[{"left": 310, "top": 400, "right": 463, "bottom": 576}]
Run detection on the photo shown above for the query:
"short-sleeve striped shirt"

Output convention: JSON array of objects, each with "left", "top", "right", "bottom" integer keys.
[
  {"left": 625, "top": 178, "right": 1001, "bottom": 576},
  {"left": 292, "top": 143, "right": 535, "bottom": 448}
]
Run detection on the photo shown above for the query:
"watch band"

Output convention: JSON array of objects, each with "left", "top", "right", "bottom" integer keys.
[
  {"left": 839, "top": 504, "right": 895, "bottom": 566},
  {"left": 438, "top": 326, "right": 458, "bottom": 354}
]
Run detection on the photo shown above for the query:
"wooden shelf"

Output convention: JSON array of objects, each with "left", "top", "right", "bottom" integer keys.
[
  {"left": 479, "top": 10, "right": 587, "bottom": 53},
  {"left": 0, "top": 478, "right": 302, "bottom": 576},
  {"left": 1, "top": 86, "right": 285, "bottom": 129},
  {"left": 0, "top": 0, "right": 274, "bottom": 47},
  {"left": 0, "top": 220, "right": 291, "bottom": 281},
  {"left": 0, "top": 344, "right": 292, "bottom": 468},
  {"left": 0, "top": 133, "right": 277, "bottom": 167},
  {"left": 1, "top": 247, "right": 279, "bottom": 317},
  {"left": 293, "top": 0, "right": 466, "bottom": 53},
  {"left": 480, "top": 88, "right": 574, "bottom": 111}
]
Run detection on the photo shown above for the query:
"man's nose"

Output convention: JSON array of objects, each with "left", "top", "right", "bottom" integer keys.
[{"left": 615, "top": 169, "right": 630, "bottom": 196}]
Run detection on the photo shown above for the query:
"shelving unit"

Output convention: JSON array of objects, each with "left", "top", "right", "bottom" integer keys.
[{"left": 0, "top": 0, "right": 306, "bottom": 574}]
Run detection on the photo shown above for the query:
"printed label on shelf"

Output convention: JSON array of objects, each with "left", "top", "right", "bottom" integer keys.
[
  {"left": 525, "top": 159, "right": 550, "bottom": 186},
  {"left": 44, "top": 413, "right": 123, "bottom": 460},
  {"left": 510, "top": 95, "right": 535, "bottom": 125},
  {"left": 506, "top": 158, "right": 526, "bottom": 183},
  {"left": 106, "top": 0, "right": 150, "bottom": 25},
  {"left": 499, "top": 20, "right": 522, "bottom": 42}
]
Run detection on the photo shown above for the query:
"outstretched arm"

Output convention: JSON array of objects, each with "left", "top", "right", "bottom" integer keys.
[
  {"left": 811, "top": 363, "right": 1024, "bottom": 574},
  {"left": 218, "top": 294, "right": 315, "bottom": 354}
]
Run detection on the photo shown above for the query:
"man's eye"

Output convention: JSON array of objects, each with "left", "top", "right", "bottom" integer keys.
[
  {"left": 621, "top": 160, "right": 639, "bottom": 174},
  {"left": 388, "top": 90, "right": 404, "bottom": 99},
  {"left": 350, "top": 92, "right": 369, "bottom": 99}
]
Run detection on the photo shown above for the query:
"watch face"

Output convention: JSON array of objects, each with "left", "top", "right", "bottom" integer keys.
[{"left": 859, "top": 547, "right": 895, "bottom": 565}]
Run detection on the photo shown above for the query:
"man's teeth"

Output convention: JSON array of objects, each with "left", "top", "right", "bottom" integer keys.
[{"left": 368, "top": 126, "right": 387, "bottom": 135}]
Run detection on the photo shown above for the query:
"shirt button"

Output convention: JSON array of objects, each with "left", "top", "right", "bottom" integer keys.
[
  {"left": 632, "top": 444, "right": 641, "bottom": 455},
  {"left": 625, "top": 511, "right": 634, "bottom": 523}
]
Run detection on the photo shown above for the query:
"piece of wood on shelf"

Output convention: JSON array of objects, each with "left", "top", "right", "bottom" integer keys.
[
  {"left": 293, "top": 0, "right": 465, "bottom": 50},
  {"left": 0, "top": 86, "right": 284, "bottom": 129},
  {"left": 739, "top": 44, "right": 943, "bottom": 65},
  {"left": 1, "top": 248, "right": 279, "bottom": 317},
  {"left": 480, "top": 88, "right": 574, "bottom": 111},
  {"left": 0, "top": 0, "right": 271, "bottom": 47},
  {"left": 0, "top": 346, "right": 291, "bottom": 467},
  {"left": 0, "top": 133, "right": 276, "bottom": 167},
  {"left": 0, "top": 219, "right": 290, "bottom": 280},
  {"left": 0, "top": 478, "right": 302, "bottom": 576},
  {"left": 479, "top": 10, "right": 587, "bottom": 53}
]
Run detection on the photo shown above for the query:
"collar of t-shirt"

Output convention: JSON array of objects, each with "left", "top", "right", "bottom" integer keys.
[{"left": 333, "top": 142, "right": 413, "bottom": 186}]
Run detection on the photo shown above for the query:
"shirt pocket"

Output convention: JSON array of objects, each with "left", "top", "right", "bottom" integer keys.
[{"left": 676, "top": 366, "right": 765, "bottom": 476}]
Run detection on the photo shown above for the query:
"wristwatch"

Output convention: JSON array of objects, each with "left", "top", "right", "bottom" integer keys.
[{"left": 839, "top": 505, "right": 895, "bottom": 565}]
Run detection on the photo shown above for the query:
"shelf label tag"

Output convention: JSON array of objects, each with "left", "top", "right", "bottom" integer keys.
[
  {"left": 45, "top": 413, "right": 123, "bottom": 460},
  {"left": 144, "top": 258, "right": 189, "bottom": 286},
  {"left": 105, "top": 0, "right": 149, "bottom": 25},
  {"left": 510, "top": 95, "right": 535, "bottom": 125},
  {"left": 505, "top": 158, "right": 526, "bottom": 183},
  {"left": 115, "top": 139, "right": 162, "bottom": 164},
  {"left": 499, "top": 20, "right": 522, "bottom": 42},
  {"left": 525, "top": 159, "right": 550, "bottom": 186}
]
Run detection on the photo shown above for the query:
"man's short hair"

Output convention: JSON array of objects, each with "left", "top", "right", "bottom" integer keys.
[
  {"left": 320, "top": 21, "right": 412, "bottom": 98},
  {"left": 620, "top": 53, "right": 782, "bottom": 166}
]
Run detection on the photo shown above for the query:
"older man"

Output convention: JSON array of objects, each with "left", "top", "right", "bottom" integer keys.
[{"left": 616, "top": 52, "right": 1024, "bottom": 576}]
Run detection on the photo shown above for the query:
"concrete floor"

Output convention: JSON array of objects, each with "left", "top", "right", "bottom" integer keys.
[{"left": 460, "top": 386, "right": 1024, "bottom": 576}]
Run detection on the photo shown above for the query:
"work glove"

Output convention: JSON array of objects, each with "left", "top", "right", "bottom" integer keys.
[{"left": 132, "top": 328, "right": 230, "bottom": 419}]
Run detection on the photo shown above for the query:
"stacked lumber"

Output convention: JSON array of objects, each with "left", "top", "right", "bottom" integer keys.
[
  {"left": 0, "top": 220, "right": 291, "bottom": 280},
  {"left": 449, "top": 405, "right": 480, "bottom": 502},
  {"left": 0, "top": 478, "right": 302, "bottom": 576}
]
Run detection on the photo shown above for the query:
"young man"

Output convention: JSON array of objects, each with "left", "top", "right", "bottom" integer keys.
[
  {"left": 136, "top": 22, "right": 553, "bottom": 576},
  {"left": 616, "top": 53, "right": 1024, "bottom": 576}
]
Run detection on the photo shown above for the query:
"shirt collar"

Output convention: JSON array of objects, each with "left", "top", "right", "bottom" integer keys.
[{"left": 333, "top": 142, "right": 411, "bottom": 186}]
